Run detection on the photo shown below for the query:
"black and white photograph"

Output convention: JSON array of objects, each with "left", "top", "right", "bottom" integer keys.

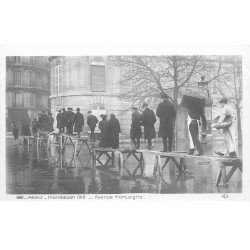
[
  {"left": 2, "top": 2, "right": 250, "bottom": 250},
  {"left": 3, "top": 54, "right": 244, "bottom": 197}
]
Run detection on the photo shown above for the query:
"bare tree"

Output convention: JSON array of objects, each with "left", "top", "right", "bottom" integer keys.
[{"left": 111, "top": 55, "right": 224, "bottom": 109}]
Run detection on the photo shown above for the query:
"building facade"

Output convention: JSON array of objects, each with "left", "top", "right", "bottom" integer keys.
[
  {"left": 6, "top": 56, "right": 50, "bottom": 134},
  {"left": 49, "top": 56, "right": 131, "bottom": 136}
]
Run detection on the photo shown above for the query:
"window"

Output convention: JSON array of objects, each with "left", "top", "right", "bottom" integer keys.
[
  {"left": 12, "top": 92, "right": 16, "bottom": 106},
  {"left": 16, "top": 92, "right": 23, "bottom": 106},
  {"left": 14, "top": 56, "right": 21, "bottom": 63},
  {"left": 6, "top": 92, "right": 12, "bottom": 107},
  {"left": 23, "top": 93, "right": 30, "bottom": 107},
  {"left": 91, "top": 104, "right": 106, "bottom": 120},
  {"left": 37, "top": 73, "right": 42, "bottom": 88},
  {"left": 30, "top": 94, "right": 36, "bottom": 108},
  {"left": 43, "top": 74, "right": 48, "bottom": 89},
  {"left": 23, "top": 71, "right": 30, "bottom": 86},
  {"left": 14, "top": 71, "right": 22, "bottom": 85},
  {"left": 21, "top": 56, "right": 28, "bottom": 64},
  {"left": 77, "top": 61, "right": 81, "bottom": 86},
  {"left": 90, "top": 65, "right": 106, "bottom": 92},
  {"left": 55, "top": 65, "right": 63, "bottom": 93}
]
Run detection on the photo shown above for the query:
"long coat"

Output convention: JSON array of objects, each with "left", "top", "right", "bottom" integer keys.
[
  {"left": 32, "top": 120, "right": 39, "bottom": 133},
  {"left": 62, "top": 111, "right": 67, "bottom": 128},
  {"left": 87, "top": 115, "right": 98, "bottom": 130},
  {"left": 65, "top": 111, "right": 75, "bottom": 123},
  {"left": 47, "top": 116, "right": 54, "bottom": 132},
  {"left": 156, "top": 99, "right": 176, "bottom": 137},
  {"left": 56, "top": 113, "right": 64, "bottom": 129},
  {"left": 38, "top": 113, "right": 48, "bottom": 131},
  {"left": 74, "top": 112, "right": 84, "bottom": 132},
  {"left": 107, "top": 117, "right": 121, "bottom": 149},
  {"left": 130, "top": 111, "right": 142, "bottom": 139},
  {"left": 142, "top": 108, "right": 156, "bottom": 139},
  {"left": 98, "top": 119, "right": 109, "bottom": 148}
]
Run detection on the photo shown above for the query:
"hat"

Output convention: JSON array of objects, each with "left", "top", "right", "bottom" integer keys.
[
  {"left": 219, "top": 98, "right": 228, "bottom": 104},
  {"left": 132, "top": 107, "right": 138, "bottom": 110},
  {"left": 142, "top": 103, "right": 148, "bottom": 108}
]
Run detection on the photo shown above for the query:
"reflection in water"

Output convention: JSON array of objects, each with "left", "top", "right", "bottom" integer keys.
[{"left": 6, "top": 139, "right": 242, "bottom": 194}]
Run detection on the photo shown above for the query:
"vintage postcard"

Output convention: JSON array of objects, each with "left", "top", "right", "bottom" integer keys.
[{"left": 0, "top": 46, "right": 249, "bottom": 201}]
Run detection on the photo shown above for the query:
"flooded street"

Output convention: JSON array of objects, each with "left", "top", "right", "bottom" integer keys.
[{"left": 6, "top": 138, "right": 242, "bottom": 194}]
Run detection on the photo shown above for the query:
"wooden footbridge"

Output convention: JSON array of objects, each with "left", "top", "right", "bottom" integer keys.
[{"left": 20, "top": 132, "right": 242, "bottom": 187}]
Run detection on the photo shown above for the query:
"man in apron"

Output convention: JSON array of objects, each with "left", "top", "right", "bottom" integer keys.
[{"left": 214, "top": 98, "right": 237, "bottom": 158}]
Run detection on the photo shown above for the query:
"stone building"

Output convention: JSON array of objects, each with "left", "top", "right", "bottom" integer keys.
[
  {"left": 49, "top": 56, "right": 131, "bottom": 136},
  {"left": 6, "top": 56, "right": 50, "bottom": 134}
]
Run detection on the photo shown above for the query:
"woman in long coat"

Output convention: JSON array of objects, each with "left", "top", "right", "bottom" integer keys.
[
  {"left": 98, "top": 114, "right": 109, "bottom": 148},
  {"left": 56, "top": 110, "right": 64, "bottom": 133},
  {"left": 142, "top": 103, "right": 156, "bottom": 149},
  {"left": 107, "top": 114, "right": 121, "bottom": 149},
  {"left": 47, "top": 113, "right": 54, "bottom": 132},
  {"left": 130, "top": 107, "right": 142, "bottom": 149},
  {"left": 74, "top": 108, "right": 84, "bottom": 137},
  {"left": 156, "top": 94, "right": 176, "bottom": 151}
]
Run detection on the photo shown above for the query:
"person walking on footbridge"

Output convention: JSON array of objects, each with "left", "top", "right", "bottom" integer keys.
[{"left": 156, "top": 94, "right": 176, "bottom": 152}]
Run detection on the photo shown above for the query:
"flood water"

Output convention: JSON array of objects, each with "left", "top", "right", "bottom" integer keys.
[{"left": 6, "top": 138, "right": 242, "bottom": 194}]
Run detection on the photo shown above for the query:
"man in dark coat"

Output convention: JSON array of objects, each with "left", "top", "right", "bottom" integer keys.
[
  {"left": 142, "top": 103, "right": 156, "bottom": 150},
  {"left": 47, "top": 112, "right": 54, "bottom": 132},
  {"left": 65, "top": 107, "right": 75, "bottom": 135},
  {"left": 22, "top": 124, "right": 31, "bottom": 136},
  {"left": 156, "top": 94, "right": 176, "bottom": 152},
  {"left": 38, "top": 110, "right": 48, "bottom": 131},
  {"left": 31, "top": 118, "right": 39, "bottom": 136},
  {"left": 98, "top": 114, "right": 109, "bottom": 148},
  {"left": 87, "top": 111, "right": 98, "bottom": 141},
  {"left": 74, "top": 108, "right": 84, "bottom": 138},
  {"left": 12, "top": 125, "right": 19, "bottom": 141},
  {"left": 56, "top": 110, "right": 64, "bottom": 133},
  {"left": 130, "top": 107, "right": 142, "bottom": 149},
  {"left": 107, "top": 114, "right": 121, "bottom": 149},
  {"left": 61, "top": 108, "right": 67, "bottom": 133}
]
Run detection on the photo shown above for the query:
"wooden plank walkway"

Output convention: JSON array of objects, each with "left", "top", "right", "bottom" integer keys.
[
  {"left": 23, "top": 133, "right": 242, "bottom": 187},
  {"left": 93, "top": 148, "right": 242, "bottom": 186}
]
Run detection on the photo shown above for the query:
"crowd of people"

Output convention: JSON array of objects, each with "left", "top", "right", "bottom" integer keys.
[
  {"left": 129, "top": 94, "right": 176, "bottom": 151},
  {"left": 33, "top": 108, "right": 121, "bottom": 149},
  {"left": 11, "top": 94, "right": 237, "bottom": 158}
]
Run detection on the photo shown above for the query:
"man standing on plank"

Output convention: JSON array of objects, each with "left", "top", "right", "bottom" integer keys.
[
  {"left": 156, "top": 93, "right": 176, "bottom": 152},
  {"left": 142, "top": 103, "right": 156, "bottom": 150},
  {"left": 65, "top": 107, "right": 75, "bottom": 135},
  {"left": 74, "top": 108, "right": 84, "bottom": 138},
  {"left": 107, "top": 113, "right": 121, "bottom": 149},
  {"left": 56, "top": 110, "right": 64, "bottom": 133},
  {"left": 130, "top": 107, "right": 142, "bottom": 149},
  {"left": 87, "top": 111, "right": 98, "bottom": 141}
]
